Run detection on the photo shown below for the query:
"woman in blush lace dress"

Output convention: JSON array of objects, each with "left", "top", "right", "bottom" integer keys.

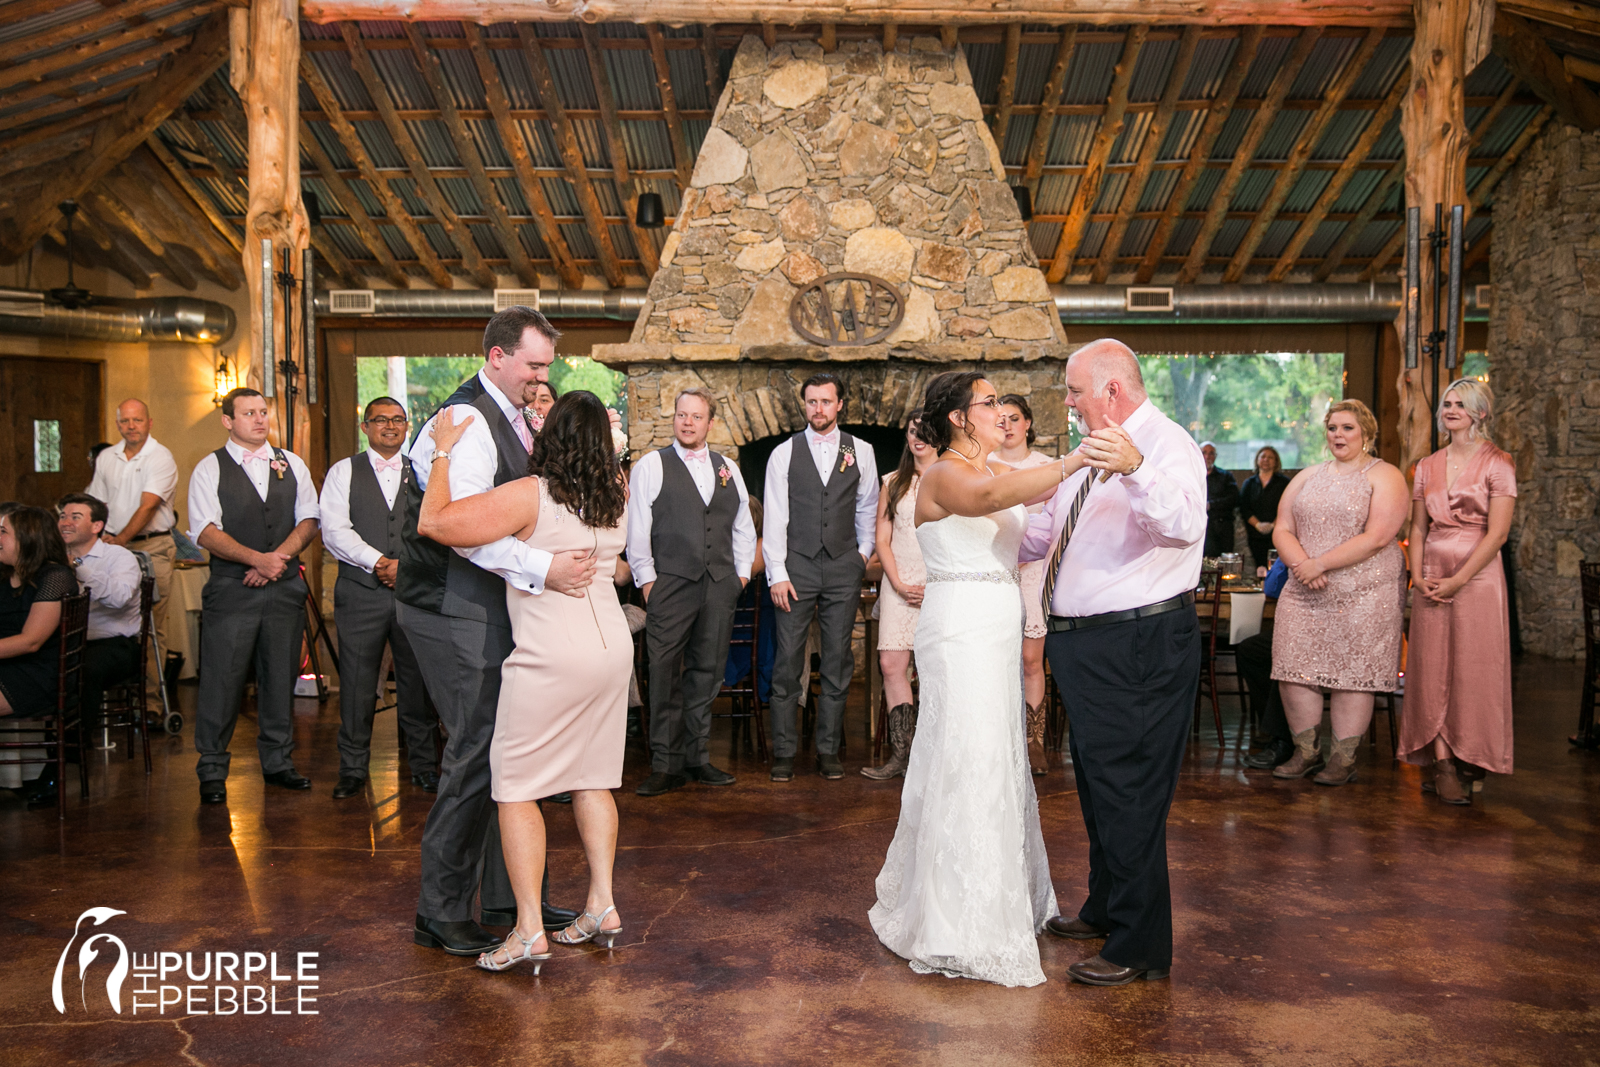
[{"left": 869, "top": 372, "right": 1086, "bottom": 988}]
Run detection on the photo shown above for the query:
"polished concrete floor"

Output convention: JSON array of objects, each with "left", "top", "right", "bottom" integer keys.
[{"left": 3, "top": 657, "right": 1598, "bottom": 1066}]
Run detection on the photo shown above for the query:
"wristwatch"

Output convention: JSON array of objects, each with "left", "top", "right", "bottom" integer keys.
[{"left": 432, "top": 451, "right": 451, "bottom": 462}]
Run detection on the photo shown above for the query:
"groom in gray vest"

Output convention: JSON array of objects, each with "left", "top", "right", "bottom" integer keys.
[
  {"left": 762, "top": 372, "right": 879, "bottom": 782},
  {"left": 398, "top": 307, "right": 590, "bottom": 956},
  {"left": 319, "top": 396, "right": 439, "bottom": 800}
]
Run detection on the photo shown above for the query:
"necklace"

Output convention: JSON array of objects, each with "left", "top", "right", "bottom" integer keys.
[{"left": 946, "top": 447, "right": 991, "bottom": 476}]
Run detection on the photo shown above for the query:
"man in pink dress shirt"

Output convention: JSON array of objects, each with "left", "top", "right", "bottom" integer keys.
[{"left": 1019, "top": 340, "right": 1207, "bottom": 987}]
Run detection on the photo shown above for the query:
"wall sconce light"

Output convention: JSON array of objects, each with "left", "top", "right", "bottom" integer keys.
[
  {"left": 1011, "top": 185, "right": 1034, "bottom": 222},
  {"left": 213, "top": 349, "right": 239, "bottom": 407},
  {"left": 635, "top": 192, "right": 665, "bottom": 228}
]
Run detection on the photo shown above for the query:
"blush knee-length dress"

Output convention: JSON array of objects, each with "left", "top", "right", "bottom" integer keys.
[
  {"left": 875, "top": 473, "right": 925, "bottom": 652},
  {"left": 491, "top": 479, "right": 632, "bottom": 802}
]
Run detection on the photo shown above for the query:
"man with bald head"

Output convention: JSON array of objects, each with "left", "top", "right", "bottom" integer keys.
[
  {"left": 1020, "top": 339, "right": 1207, "bottom": 987},
  {"left": 86, "top": 398, "right": 180, "bottom": 655}
]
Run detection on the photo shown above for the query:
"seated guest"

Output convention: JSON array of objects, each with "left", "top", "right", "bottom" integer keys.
[
  {"left": 1240, "top": 446, "right": 1289, "bottom": 572},
  {"left": 1202, "top": 441, "right": 1240, "bottom": 558},
  {"left": 0, "top": 506, "right": 80, "bottom": 807},
  {"left": 320, "top": 397, "right": 440, "bottom": 800},
  {"left": 1234, "top": 623, "right": 1292, "bottom": 769},
  {"left": 187, "top": 387, "right": 320, "bottom": 806},
  {"left": 57, "top": 494, "right": 143, "bottom": 734}
]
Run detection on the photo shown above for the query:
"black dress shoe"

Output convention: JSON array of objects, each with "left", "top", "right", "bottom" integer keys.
[
  {"left": 636, "top": 771, "right": 688, "bottom": 797},
  {"left": 480, "top": 904, "right": 582, "bottom": 932},
  {"left": 199, "top": 780, "right": 227, "bottom": 805},
  {"left": 26, "top": 774, "right": 58, "bottom": 809},
  {"left": 332, "top": 775, "right": 365, "bottom": 799},
  {"left": 413, "top": 915, "right": 502, "bottom": 956},
  {"left": 684, "top": 763, "right": 736, "bottom": 786},
  {"left": 410, "top": 771, "right": 440, "bottom": 793},
  {"left": 1045, "top": 916, "right": 1108, "bottom": 940},
  {"left": 263, "top": 769, "right": 311, "bottom": 790},
  {"left": 1067, "top": 954, "right": 1170, "bottom": 986},
  {"left": 545, "top": 792, "right": 572, "bottom": 804},
  {"left": 1245, "top": 741, "right": 1295, "bottom": 770},
  {"left": 770, "top": 757, "right": 794, "bottom": 782},
  {"left": 817, "top": 753, "right": 845, "bottom": 780}
]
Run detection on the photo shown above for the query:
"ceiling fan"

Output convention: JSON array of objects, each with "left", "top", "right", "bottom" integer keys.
[{"left": 47, "top": 200, "right": 95, "bottom": 310}]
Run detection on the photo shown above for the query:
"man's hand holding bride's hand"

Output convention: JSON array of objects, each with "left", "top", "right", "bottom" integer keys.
[
  {"left": 429, "top": 407, "right": 475, "bottom": 454},
  {"left": 1078, "top": 420, "right": 1143, "bottom": 477},
  {"left": 547, "top": 549, "right": 598, "bottom": 598},
  {"left": 771, "top": 580, "right": 796, "bottom": 612}
]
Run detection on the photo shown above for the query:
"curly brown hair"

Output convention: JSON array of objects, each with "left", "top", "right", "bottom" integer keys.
[{"left": 527, "top": 390, "right": 627, "bottom": 529}]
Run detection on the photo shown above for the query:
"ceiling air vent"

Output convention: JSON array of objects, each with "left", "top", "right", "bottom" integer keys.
[
  {"left": 1125, "top": 286, "right": 1175, "bottom": 313},
  {"left": 1474, "top": 284, "right": 1493, "bottom": 312},
  {"left": 328, "top": 289, "right": 376, "bottom": 314},
  {"left": 494, "top": 289, "right": 541, "bottom": 312}
]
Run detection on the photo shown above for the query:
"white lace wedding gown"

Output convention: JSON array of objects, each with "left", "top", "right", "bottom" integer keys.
[{"left": 868, "top": 504, "right": 1059, "bottom": 987}]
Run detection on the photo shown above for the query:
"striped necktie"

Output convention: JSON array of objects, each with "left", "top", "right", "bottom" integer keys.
[{"left": 1039, "top": 473, "right": 1095, "bottom": 617}]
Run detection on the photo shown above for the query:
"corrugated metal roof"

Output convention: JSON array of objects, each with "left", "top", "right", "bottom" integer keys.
[
  {"left": 1094, "top": 172, "right": 1129, "bottom": 214},
  {"left": 1166, "top": 217, "right": 1201, "bottom": 257},
  {"left": 1111, "top": 111, "right": 1152, "bottom": 165},
  {"left": 1302, "top": 220, "right": 1344, "bottom": 258},
  {"left": 1137, "top": 170, "right": 1180, "bottom": 213},
  {"left": 1239, "top": 34, "right": 1296, "bottom": 99},
  {"left": 1120, "top": 217, "right": 1157, "bottom": 259},
  {"left": 1127, "top": 37, "right": 1177, "bottom": 104},
  {"left": 1464, "top": 51, "right": 1513, "bottom": 96},
  {"left": 1044, "top": 114, "right": 1098, "bottom": 167},
  {"left": 1001, "top": 115, "right": 1038, "bottom": 168},
  {"left": 1079, "top": 219, "right": 1110, "bottom": 260},
  {"left": 1012, "top": 39, "right": 1061, "bottom": 108},
  {"left": 1061, "top": 40, "right": 1120, "bottom": 105},
  {"left": 1209, "top": 217, "right": 1250, "bottom": 257},
  {"left": 1348, "top": 35, "right": 1410, "bottom": 98},
  {"left": 1289, "top": 36, "right": 1359, "bottom": 100},
  {"left": 1228, "top": 169, "right": 1276, "bottom": 213},
  {"left": 965, "top": 42, "right": 1004, "bottom": 107},
  {"left": 1033, "top": 173, "right": 1078, "bottom": 216},
  {"left": 1254, "top": 217, "right": 1299, "bottom": 259},
  {"left": 1282, "top": 170, "right": 1332, "bottom": 213},
  {"left": 1253, "top": 110, "right": 1311, "bottom": 162},
  {"left": 1328, "top": 167, "right": 1384, "bottom": 214},
  {"left": 1028, "top": 221, "right": 1063, "bottom": 261},
  {"left": 1182, "top": 35, "right": 1238, "bottom": 100},
  {"left": 1349, "top": 219, "right": 1399, "bottom": 258},
  {"left": 1209, "top": 108, "right": 1256, "bottom": 162}
]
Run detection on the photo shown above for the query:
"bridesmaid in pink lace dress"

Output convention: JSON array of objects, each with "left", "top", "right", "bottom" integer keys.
[
  {"left": 1270, "top": 400, "right": 1409, "bottom": 786},
  {"left": 1400, "top": 380, "right": 1516, "bottom": 805},
  {"left": 997, "top": 395, "right": 1056, "bottom": 776}
]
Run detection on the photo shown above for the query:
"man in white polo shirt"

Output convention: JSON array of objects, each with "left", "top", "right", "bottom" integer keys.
[{"left": 86, "top": 398, "right": 179, "bottom": 658}]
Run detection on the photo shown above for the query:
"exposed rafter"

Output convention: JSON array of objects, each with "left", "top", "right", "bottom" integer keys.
[
  {"left": 295, "top": 115, "right": 408, "bottom": 286},
  {"left": 1022, "top": 26, "right": 1078, "bottom": 197},
  {"left": 646, "top": 23, "right": 694, "bottom": 191},
  {"left": 701, "top": 23, "right": 724, "bottom": 105},
  {"left": 145, "top": 132, "right": 243, "bottom": 253},
  {"left": 56, "top": 210, "right": 153, "bottom": 290},
  {"left": 991, "top": 23, "right": 1023, "bottom": 151},
  {"left": 82, "top": 186, "right": 200, "bottom": 290},
  {"left": 116, "top": 148, "right": 242, "bottom": 287},
  {"left": 0, "top": 3, "right": 221, "bottom": 95},
  {"left": 0, "top": 0, "right": 182, "bottom": 69},
  {"left": 1493, "top": 10, "right": 1600, "bottom": 130},
  {"left": 0, "top": 36, "right": 200, "bottom": 115},
  {"left": 580, "top": 21, "right": 659, "bottom": 276}
]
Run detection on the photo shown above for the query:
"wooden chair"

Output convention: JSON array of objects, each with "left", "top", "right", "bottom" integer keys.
[
  {"left": 97, "top": 576, "right": 156, "bottom": 775},
  {"left": 1572, "top": 561, "right": 1600, "bottom": 750},
  {"left": 0, "top": 590, "right": 91, "bottom": 814},
  {"left": 1192, "top": 567, "right": 1228, "bottom": 746},
  {"left": 714, "top": 573, "right": 769, "bottom": 760}
]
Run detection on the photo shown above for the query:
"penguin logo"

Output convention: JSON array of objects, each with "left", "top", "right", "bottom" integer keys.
[{"left": 52, "top": 908, "right": 129, "bottom": 1015}]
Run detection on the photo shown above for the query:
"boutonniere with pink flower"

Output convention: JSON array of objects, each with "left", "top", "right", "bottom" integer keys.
[
  {"left": 717, "top": 461, "right": 732, "bottom": 487},
  {"left": 839, "top": 443, "right": 856, "bottom": 474},
  {"left": 269, "top": 455, "right": 288, "bottom": 480}
]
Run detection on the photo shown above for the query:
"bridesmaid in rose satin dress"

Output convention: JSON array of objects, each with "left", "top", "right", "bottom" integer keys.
[{"left": 1400, "top": 380, "right": 1517, "bottom": 805}]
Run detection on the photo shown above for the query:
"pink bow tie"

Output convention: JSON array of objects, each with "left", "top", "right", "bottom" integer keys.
[
  {"left": 814, "top": 432, "right": 838, "bottom": 446},
  {"left": 372, "top": 455, "right": 403, "bottom": 472},
  {"left": 684, "top": 449, "right": 710, "bottom": 464},
  {"left": 240, "top": 446, "right": 273, "bottom": 466}
]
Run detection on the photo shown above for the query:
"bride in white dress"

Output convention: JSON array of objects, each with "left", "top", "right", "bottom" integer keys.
[{"left": 869, "top": 371, "right": 1091, "bottom": 987}]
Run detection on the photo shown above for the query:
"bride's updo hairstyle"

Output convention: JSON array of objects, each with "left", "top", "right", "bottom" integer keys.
[
  {"left": 527, "top": 389, "right": 627, "bottom": 529},
  {"left": 917, "top": 371, "right": 988, "bottom": 453}
]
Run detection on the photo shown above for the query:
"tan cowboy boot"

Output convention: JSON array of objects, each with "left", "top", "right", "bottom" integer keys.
[
  {"left": 1272, "top": 728, "right": 1323, "bottom": 779},
  {"left": 861, "top": 704, "right": 915, "bottom": 780},
  {"left": 1026, "top": 702, "right": 1049, "bottom": 775},
  {"left": 1313, "top": 734, "right": 1360, "bottom": 786}
]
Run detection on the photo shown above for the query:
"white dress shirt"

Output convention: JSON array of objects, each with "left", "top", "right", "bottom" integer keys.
[
  {"left": 186, "top": 439, "right": 320, "bottom": 542},
  {"left": 761, "top": 426, "right": 880, "bottom": 584},
  {"left": 1019, "top": 399, "right": 1207, "bottom": 616},
  {"left": 85, "top": 435, "right": 178, "bottom": 537},
  {"left": 319, "top": 450, "right": 404, "bottom": 573},
  {"left": 404, "top": 370, "right": 552, "bottom": 596},
  {"left": 626, "top": 441, "right": 758, "bottom": 586},
  {"left": 71, "top": 539, "right": 143, "bottom": 640}
]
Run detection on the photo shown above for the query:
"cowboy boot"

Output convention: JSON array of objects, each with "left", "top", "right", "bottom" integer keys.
[
  {"left": 861, "top": 704, "right": 915, "bottom": 780},
  {"left": 1313, "top": 734, "right": 1361, "bottom": 786},
  {"left": 1272, "top": 728, "right": 1323, "bottom": 779},
  {"left": 1026, "top": 702, "right": 1049, "bottom": 776}
]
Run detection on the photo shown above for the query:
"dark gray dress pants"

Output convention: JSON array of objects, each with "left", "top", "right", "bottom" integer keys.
[
  {"left": 194, "top": 574, "right": 308, "bottom": 782},
  {"left": 767, "top": 550, "right": 864, "bottom": 759},
  {"left": 645, "top": 571, "right": 742, "bottom": 773},
  {"left": 334, "top": 578, "right": 439, "bottom": 779}
]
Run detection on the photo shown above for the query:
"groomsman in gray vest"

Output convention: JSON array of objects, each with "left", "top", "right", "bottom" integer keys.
[
  {"left": 187, "top": 388, "right": 321, "bottom": 806},
  {"left": 763, "top": 372, "right": 879, "bottom": 782},
  {"left": 399, "top": 307, "right": 589, "bottom": 956},
  {"left": 626, "top": 387, "right": 758, "bottom": 796},
  {"left": 320, "top": 397, "right": 439, "bottom": 800}
]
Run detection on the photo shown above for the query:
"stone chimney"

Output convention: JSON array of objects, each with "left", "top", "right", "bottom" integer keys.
[{"left": 595, "top": 34, "right": 1072, "bottom": 459}]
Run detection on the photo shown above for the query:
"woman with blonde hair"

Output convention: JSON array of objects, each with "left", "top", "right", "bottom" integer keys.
[
  {"left": 1268, "top": 399, "right": 1409, "bottom": 786},
  {"left": 1399, "top": 379, "right": 1516, "bottom": 805}
]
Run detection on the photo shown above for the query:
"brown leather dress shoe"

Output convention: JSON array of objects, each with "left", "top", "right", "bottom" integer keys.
[
  {"left": 1045, "top": 916, "right": 1107, "bottom": 940},
  {"left": 1067, "top": 954, "right": 1170, "bottom": 986}
]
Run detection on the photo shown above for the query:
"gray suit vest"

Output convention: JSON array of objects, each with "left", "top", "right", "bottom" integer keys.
[
  {"left": 339, "top": 452, "right": 407, "bottom": 591},
  {"left": 651, "top": 446, "right": 739, "bottom": 583},
  {"left": 786, "top": 431, "right": 860, "bottom": 560},
  {"left": 207, "top": 446, "right": 301, "bottom": 584}
]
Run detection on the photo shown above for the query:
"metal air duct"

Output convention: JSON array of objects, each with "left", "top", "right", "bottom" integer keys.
[
  {"left": 0, "top": 288, "right": 237, "bottom": 343},
  {"left": 312, "top": 288, "right": 649, "bottom": 321},
  {"left": 1050, "top": 283, "right": 1491, "bottom": 324}
]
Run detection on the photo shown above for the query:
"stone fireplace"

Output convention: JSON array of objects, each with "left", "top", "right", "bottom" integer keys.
[{"left": 593, "top": 33, "right": 1073, "bottom": 465}]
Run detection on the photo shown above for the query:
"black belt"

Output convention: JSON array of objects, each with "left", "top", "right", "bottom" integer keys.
[
  {"left": 1047, "top": 591, "right": 1195, "bottom": 633},
  {"left": 129, "top": 530, "right": 172, "bottom": 542}
]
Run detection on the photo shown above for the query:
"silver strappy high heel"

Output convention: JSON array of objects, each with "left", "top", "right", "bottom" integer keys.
[
  {"left": 476, "top": 927, "right": 552, "bottom": 974},
  {"left": 552, "top": 905, "right": 622, "bottom": 948}
]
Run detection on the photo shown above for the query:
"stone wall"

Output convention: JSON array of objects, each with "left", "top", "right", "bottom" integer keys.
[{"left": 1488, "top": 122, "right": 1600, "bottom": 659}]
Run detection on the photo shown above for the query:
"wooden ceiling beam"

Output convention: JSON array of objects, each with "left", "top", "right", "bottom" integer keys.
[
  {"left": 105, "top": 156, "right": 241, "bottom": 288},
  {"left": 0, "top": 36, "right": 193, "bottom": 113},
  {"left": 579, "top": 21, "right": 659, "bottom": 276},
  {"left": 517, "top": 24, "right": 627, "bottom": 286},
  {"left": 0, "top": 128, "right": 95, "bottom": 180},
  {"left": 646, "top": 24, "right": 695, "bottom": 192},
  {"left": 1267, "top": 60, "right": 1408, "bottom": 281},
  {"left": 0, "top": 4, "right": 221, "bottom": 95},
  {"left": 145, "top": 132, "right": 242, "bottom": 253},
  {"left": 0, "top": 79, "right": 133, "bottom": 137},
  {"left": 296, "top": 118, "right": 408, "bottom": 287},
  {"left": 1468, "top": 104, "right": 1555, "bottom": 210},
  {"left": 125, "top": 145, "right": 245, "bottom": 274},
  {"left": 299, "top": 52, "right": 455, "bottom": 289},
  {"left": 991, "top": 23, "right": 1022, "bottom": 152},
  {"left": 1177, "top": 25, "right": 1320, "bottom": 284},
  {"left": 0, "top": 0, "right": 187, "bottom": 68},
  {"left": 1022, "top": 26, "right": 1078, "bottom": 197},
  {"left": 702, "top": 24, "right": 724, "bottom": 104},
  {"left": 462, "top": 21, "right": 584, "bottom": 288},
  {"left": 1046, "top": 24, "right": 1146, "bottom": 282},
  {"left": 47, "top": 213, "right": 153, "bottom": 290},
  {"left": 1222, "top": 25, "right": 1386, "bottom": 283},
  {"left": 81, "top": 187, "right": 199, "bottom": 290},
  {"left": 1091, "top": 25, "right": 1200, "bottom": 284},
  {"left": 0, "top": 13, "right": 228, "bottom": 263},
  {"left": 1493, "top": 10, "right": 1600, "bottom": 130},
  {"left": 1499, "top": 0, "right": 1600, "bottom": 39},
  {"left": 403, "top": 23, "right": 540, "bottom": 289},
  {"left": 1134, "top": 25, "right": 1261, "bottom": 283},
  {"left": 341, "top": 22, "right": 495, "bottom": 288}
]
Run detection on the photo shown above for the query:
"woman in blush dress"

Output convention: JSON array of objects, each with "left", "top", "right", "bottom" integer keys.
[
  {"left": 1400, "top": 380, "right": 1516, "bottom": 806},
  {"left": 862, "top": 410, "right": 936, "bottom": 781},
  {"left": 996, "top": 395, "right": 1057, "bottom": 775},
  {"left": 419, "top": 391, "right": 631, "bottom": 974},
  {"left": 1269, "top": 400, "right": 1409, "bottom": 787}
]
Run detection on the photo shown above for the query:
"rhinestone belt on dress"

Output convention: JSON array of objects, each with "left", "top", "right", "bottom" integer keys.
[{"left": 925, "top": 568, "right": 1021, "bottom": 586}]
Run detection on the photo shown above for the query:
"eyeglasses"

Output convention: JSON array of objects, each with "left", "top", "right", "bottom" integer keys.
[
  {"left": 365, "top": 416, "right": 409, "bottom": 427},
  {"left": 965, "top": 397, "right": 1001, "bottom": 411}
]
